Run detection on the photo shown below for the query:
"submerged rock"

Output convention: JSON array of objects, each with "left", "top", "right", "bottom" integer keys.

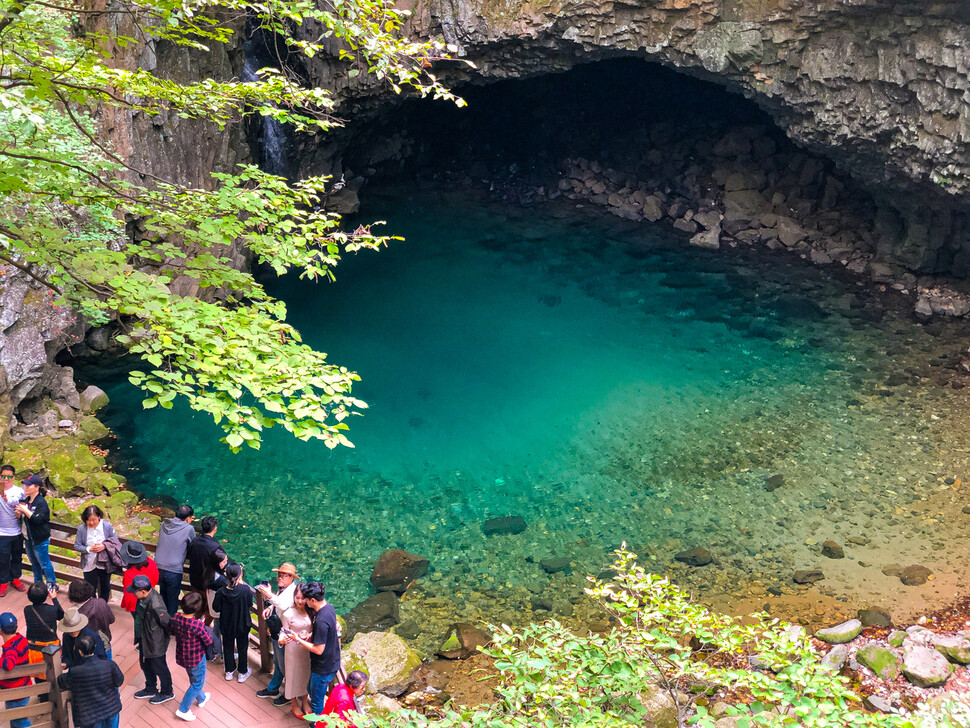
[
  {"left": 482, "top": 516, "right": 527, "bottom": 536},
  {"left": 342, "top": 592, "right": 400, "bottom": 641},
  {"left": 764, "top": 473, "right": 784, "bottom": 492},
  {"left": 858, "top": 607, "right": 892, "bottom": 627},
  {"left": 539, "top": 557, "right": 570, "bottom": 574},
  {"left": 901, "top": 646, "right": 951, "bottom": 688},
  {"left": 437, "top": 623, "right": 493, "bottom": 660},
  {"left": 814, "top": 619, "right": 862, "bottom": 644},
  {"left": 821, "top": 540, "right": 844, "bottom": 559},
  {"left": 899, "top": 564, "right": 932, "bottom": 586},
  {"left": 674, "top": 547, "right": 712, "bottom": 567},
  {"left": 370, "top": 549, "right": 430, "bottom": 594},
  {"left": 793, "top": 569, "right": 825, "bottom": 584}
]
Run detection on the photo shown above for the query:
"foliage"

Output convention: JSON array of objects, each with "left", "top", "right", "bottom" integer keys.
[
  {"left": 369, "top": 550, "right": 919, "bottom": 728},
  {"left": 0, "top": 0, "right": 463, "bottom": 448}
]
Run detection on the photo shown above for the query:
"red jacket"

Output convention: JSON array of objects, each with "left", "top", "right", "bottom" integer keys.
[
  {"left": 0, "top": 633, "right": 30, "bottom": 688},
  {"left": 121, "top": 558, "right": 160, "bottom": 612},
  {"left": 321, "top": 683, "right": 357, "bottom": 727}
]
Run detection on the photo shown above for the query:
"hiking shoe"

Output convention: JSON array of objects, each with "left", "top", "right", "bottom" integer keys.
[
  {"left": 272, "top": 695, "right": 289, "bottom": 707},
  {"left": 175, "top": 709, "right": 196, "bottom": 722},
  {"left": 149, "top": 693, "right": 175, "bottom": 705},
  {"left": 224, "top": 671, "right": 235, "bottom": 681},
  {"left": 11, "top": 579, "right": 26, "bottom": 593},
  {"left": 133, "top": 688, "right": 156, "bottom": 700},
  {"left": 196, "top": 692, "right": 211, "bottom": 709},
  {"left": 237, "top": 668, "right": 252, "bottom": 684},
  {"left": 256, "top": 687, "right": 280, "bottom": 698}
]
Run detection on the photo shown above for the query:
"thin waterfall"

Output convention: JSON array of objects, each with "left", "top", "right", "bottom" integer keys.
[{"left": 242, "top": 54, "right": 287, "bottom": 176}]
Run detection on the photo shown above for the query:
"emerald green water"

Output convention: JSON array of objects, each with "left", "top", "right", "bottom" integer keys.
[{"left": 87, "top": 187, "right": 970, "bottom": 633}]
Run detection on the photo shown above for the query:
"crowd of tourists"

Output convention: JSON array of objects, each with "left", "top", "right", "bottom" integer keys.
[{"left": 0, "top": 465, "right": 368, "bottom": 728}]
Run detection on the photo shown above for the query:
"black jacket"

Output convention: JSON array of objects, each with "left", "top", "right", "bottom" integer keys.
[
  {"left": 186, "top": 534, "right": 222, "bottom": 590},
  {"left": 212, "top": 583, "right": 254, "bottom": 636},
  {"left": 23, "top": 494, "right": 51, "bottom": 543},
  {"left": 58, "top": 654, "right": 123, "bottom": 726},
  {"left": 62, "top": 627, "right": 107, "bottom": 669},
  {"left": 134, "top": 589, "right": 170, "bottom": 658}
]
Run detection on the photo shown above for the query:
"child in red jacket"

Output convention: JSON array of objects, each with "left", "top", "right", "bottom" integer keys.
[{"left": 0, "top": 612, "right": 32, "bottom": 728}]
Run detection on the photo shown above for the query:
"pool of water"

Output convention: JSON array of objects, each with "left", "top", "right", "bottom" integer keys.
[{"left": 87, "top": 186, "right": 970, "bottom": 642}]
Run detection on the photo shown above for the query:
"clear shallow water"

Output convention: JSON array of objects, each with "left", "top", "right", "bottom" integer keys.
[{"left": 86, "top": 188, "right": 970, "bottom": 631}]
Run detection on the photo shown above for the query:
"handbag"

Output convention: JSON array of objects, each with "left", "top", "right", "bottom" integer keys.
[{"left": 266, "top": 611, "right": 283, "bottom": 641}]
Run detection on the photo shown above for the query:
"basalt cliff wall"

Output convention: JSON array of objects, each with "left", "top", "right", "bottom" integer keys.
[{"left": 299, "top": 0, "right": 970, "bottom": 277}]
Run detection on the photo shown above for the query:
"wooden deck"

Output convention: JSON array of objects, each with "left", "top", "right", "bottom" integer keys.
[{"left": 4, "top": 586, "right": 299, "bottom": 728}]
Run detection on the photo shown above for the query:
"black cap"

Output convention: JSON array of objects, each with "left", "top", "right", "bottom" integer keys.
[{"left": 125, "top": 574, "right": 152, "bottom": 593}]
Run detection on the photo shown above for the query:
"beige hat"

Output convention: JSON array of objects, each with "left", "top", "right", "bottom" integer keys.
[
  {"left": 57, "top": 607, "right": 89, "bottom": 633},
  {"left": 271, "top": 563, "right": 298, "bottom": 577}
]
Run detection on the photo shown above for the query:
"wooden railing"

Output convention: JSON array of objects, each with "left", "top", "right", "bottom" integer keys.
[{"left": 0, "top": 644, "right": 68, "bottom": 728}]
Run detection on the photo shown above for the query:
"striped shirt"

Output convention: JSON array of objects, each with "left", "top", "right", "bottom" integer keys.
[{"left": 0, "top": 633, "right": 30, "bottom": 688}]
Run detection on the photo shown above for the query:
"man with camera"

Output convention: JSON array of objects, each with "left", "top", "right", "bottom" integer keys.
[{"left": 254, "top": 562, "right": 299, "bottom": 704}]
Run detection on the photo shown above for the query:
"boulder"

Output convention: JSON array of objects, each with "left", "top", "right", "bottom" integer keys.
[
  {"left": 764, "top": 474, "right": 784, "bottom": 492},
  {"left": 821, "top": 541, "right": 844, "bottom": 559},
  {"left": 858, "top": 607, "right": 892, "bottom": 627},
  {"left": 793, "top": 569, "right": 824, "bottom": 584},
  {"left": 856, "top": 645, "right": 901, "bottom": 679},
  {"left": 723, "top": 189, "right": 770, "bottom": 221},
  {"left": 636, "top": 684, "right": 678, "bottom": 728},
  {"left": 642, "top": 196, "right": 665, "bottom": 222},
  {"left": 539, "top": 557, "right": 570, "bottom": 574},
  {"left": 775, "top": 217, "right": 808, "bottom": 247},
  {"left": 814, "top": 619, "right": 862, "bottom": 645},
  {"left": 79, "top": 385, "right": 109, "bottom": 414},
  {"left": 343, "top": 631, "right": 422, "bottom": 694},
  {"left": 437, "top": 623, "right": 492, "bottom": 660},
  {"left": 901, "top": 646, "right": 951, "bottom": 688},
  {"left": 673, "top": 218, "right": 698, "bottom": 234},
  {"left": 932, "top": 635, "right": 970, "bottom": 664},
  {"left": 888, "top": 630, "right": 907, "bottom": 647},
  {"left": 482, "top": 516, "right": 527, "bottom": 536},
  {"left": 819, "top": 644, "right": 848, "bottom": 672},
  {"left": 690, "top": 226, "right": 721, "bottom": 250},
  {"left": 342, "top": 592, "right": 400, "bottom": 641},
  {"left": 674, "top": 547, "right": 712, "bottom": 567},
  {"left": 863, "top": 695, "right": 896, "bottom": 714},
  {"left": 899, "top": 564, "right": 931, "bottom": 586},
  {"left": 370, "top": 549, "right": 429, "bottom": 594},
  {"left": 360, "top": 693, "right": 402, "bottom": 718}
]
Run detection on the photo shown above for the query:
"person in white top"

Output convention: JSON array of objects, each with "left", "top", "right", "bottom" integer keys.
[
  {"left": 0, "top": 464, "right": 26, "bottom": 597},
  {"left": 254, "top": 562, "right": 298, "bottom": 703}
]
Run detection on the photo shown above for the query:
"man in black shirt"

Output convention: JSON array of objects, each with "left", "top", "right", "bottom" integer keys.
[{"left": 288, "top": 581, "right": 340, "bottom": 715}]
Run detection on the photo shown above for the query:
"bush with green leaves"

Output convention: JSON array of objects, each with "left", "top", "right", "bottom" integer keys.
[{"left": 370, "top": 550, "right": 923, "bottom": 728}]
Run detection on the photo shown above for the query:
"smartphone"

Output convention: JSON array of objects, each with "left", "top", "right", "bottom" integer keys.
[{"left": 259, "top": 580, "right": 270, "bottom": 588}]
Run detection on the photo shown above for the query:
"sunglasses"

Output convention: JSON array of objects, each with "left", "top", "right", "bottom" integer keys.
[{"left": 0, "top": 475, "right": 12, "bottom": 481}]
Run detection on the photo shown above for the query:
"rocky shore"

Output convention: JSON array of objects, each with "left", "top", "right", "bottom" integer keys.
[{"left": 551, "top": 122, "right": 970, "bottom": 321}]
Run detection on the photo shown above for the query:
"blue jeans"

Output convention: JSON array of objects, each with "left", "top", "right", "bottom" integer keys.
[
  {"left": 158, "top": 570, "right": 182, "bottom": 616},
  {"left": 25, "top": 537, "right": 55, "bottom": 584},
  {"left": 308, "top": 671, "right": 336, "bottom": 714},
  {"left": 6, "top": 696, "right": 30, "bottom": 728},
  {"left": 266, "top": 639, "right": 284, "bottom": 692},
  {"left": 82, "top": 714, "right": 119, "bottom": 728},
  {"left": 179, "top": 658, "right": 207, "bottom": 713}
]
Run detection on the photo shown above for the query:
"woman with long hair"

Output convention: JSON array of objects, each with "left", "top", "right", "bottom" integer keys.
[
  {"left": 212, "top": 562, "right": 254, "bottom": 683},
  {"left": 279, "top": 584, "right": 312, "bottom": 718}
]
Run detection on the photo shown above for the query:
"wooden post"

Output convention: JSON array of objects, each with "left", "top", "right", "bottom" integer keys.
[
  {"left": 42, "top": 643, "right": 69, "bottom": 728},
  {"left": 255, "top": 591, "right": 273, "bottom": 673}
]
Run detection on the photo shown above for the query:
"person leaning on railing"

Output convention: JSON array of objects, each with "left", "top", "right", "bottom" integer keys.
[{"left": 57, "top": 632, "right": 124, "bottom": 728}]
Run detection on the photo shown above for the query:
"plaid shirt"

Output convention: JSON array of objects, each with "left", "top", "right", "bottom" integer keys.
[{"left": 168, "top": 613, "right": 212, "bottom": 669}]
